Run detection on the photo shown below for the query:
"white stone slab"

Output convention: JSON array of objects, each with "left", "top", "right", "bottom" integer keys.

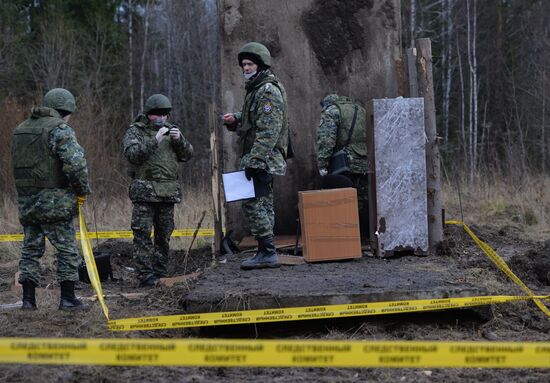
[{"left": 371, "top": 98, "right": 428, "bottom": 254}]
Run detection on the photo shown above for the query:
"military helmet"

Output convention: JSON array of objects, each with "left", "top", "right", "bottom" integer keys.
[
  {"left": 238, "top": 42, "right": 271, "bottom": 67},
  {"left": 144, "top": 94, "right": 172, "bottom": 114},
  {"left": 43, "top": 88, "right": 76, "bottom": 114}
]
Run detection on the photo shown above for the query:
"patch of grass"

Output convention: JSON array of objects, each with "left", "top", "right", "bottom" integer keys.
[{"left": 443, "top": 174, "right": 550, "bottom": 240}]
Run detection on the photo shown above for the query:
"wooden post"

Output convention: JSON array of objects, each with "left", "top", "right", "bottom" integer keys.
[
  {"left": 416, "top": 38, "right": 443, "bottom": 251},
  {"left": 209, "top": 104, "right": 223, "bottom": 260},
  {"left": 406, "top": 48, "right": 419, "bottom": 98}
]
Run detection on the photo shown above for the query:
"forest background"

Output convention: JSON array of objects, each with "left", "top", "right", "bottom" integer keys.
[{"left": 0, "top": 0, "right": 549, "bottom": 239}]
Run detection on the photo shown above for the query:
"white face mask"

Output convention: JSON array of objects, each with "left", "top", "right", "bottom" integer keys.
[
  {"left": 243, "top": 71, "right": 257, "bottom": 80},
  {"left": 153, "top": 116, "right": 167, "bottom": 127}
]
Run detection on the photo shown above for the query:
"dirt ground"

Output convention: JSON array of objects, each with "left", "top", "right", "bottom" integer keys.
[{"left": 0, "top": 223, "right": 549, "bottom": 382}]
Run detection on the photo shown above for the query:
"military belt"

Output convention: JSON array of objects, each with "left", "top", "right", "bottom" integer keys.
[{"left": 15, "top": 179, "right": 67, "bottom": 189}]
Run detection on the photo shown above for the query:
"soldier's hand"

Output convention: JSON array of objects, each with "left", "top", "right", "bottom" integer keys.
[
  {"left": 319, "top": 168, "right": 328, "bottom": 176},
  {"left": 169, "top": 127, "right": 181, "bottom": 140},
  {"left": 77, "top": 196, "right": 86, "bottom": 206},
  {"left": 223, "top": 113, "right": 237, "bottom": 131},
  {"left": 155, "top": 127, "right": 170, "bottom": 143},
  {"left": 244, "top": 167, "right": 262, "bottom": 180}
]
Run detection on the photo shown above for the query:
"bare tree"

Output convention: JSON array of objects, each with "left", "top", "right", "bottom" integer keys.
[
  {"left": 410, "top": 0, "right": 417, "bottom": 47},
  {"left": 139, "top": 0, "right": 152, "bottom": 113},
  {"left": 541, "top": 69, "right": 546, "bottom": 172},
  {"left": 441, "top": 0, "right": 454, "bottom": 151},
  {"left": 465, "top": 0, "right": 479, "bottom": 181},
  {"left": 128, "top": 0, "right": 135, "bottom": 118},
  {"left": 28, "top": 12, "right": 77, "bottom": 90}
]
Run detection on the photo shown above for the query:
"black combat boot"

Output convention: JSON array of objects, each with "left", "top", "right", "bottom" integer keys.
[
  {"left": 59, "top": 281, "right": 88, "bottom": 310},
  {"left": 21, "top": 280, "right": 37, "bottom": 310},
  {"left": 241, "top": 235, "right": 280, "bottom": 270}
]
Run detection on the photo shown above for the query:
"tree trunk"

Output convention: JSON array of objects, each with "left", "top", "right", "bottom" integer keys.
[
  {"left": 441, "top": 0, "right": 454, "bottom": 151},
  {"left": 128, "top": 0, "right": 134, "bottom": 118},
  {"left": 542, "top": 70, "right": 546, "bottom": 172},
  {"left": 456, "top": 34, "right": 466, "bottom": 168},
  {"left": 472, "top": 0, "right": 479, "bottom": 174},
  {"left": 139, "top": 0, "right": 151, "bottom": 113},
  {"left": 410, "top": 0, "right": 416, "bottom": 47}
]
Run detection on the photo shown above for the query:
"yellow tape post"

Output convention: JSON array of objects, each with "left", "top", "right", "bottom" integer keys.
[
  {"left": 79, "top": 206, "right": 109, "bottom": 320},
  {"left": 108, "top": 294, "right": 549, "bottom": 332},
  {"left": 446, "top": 220, "right": 550, "bottom": 317},
  {"left": 0, "top": 229, "right": 217, "bottom": 243},
  {"left": 1, "top": 338, "right": 549, "bottom": 368}
]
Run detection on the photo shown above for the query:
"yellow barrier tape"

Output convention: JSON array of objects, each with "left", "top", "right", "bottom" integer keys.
[
  {"left": 446, "top": 220, "right": 550, "bottom": 317},
  {"left": 0, "top": 228, "right": 217, "bottom": 242},
  {"left": 0, "top": 338, "right": 549, "bottom": 367},
  {"left": 79, "top": 206, "right": 109, "bottom": 320},
  {"left": 108, "top": 294, "right": 549, "bottom": 331}
]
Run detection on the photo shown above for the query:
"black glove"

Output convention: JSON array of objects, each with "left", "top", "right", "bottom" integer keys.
[{"left": 244, "top": 167, "right": 262, "bottom": 180}]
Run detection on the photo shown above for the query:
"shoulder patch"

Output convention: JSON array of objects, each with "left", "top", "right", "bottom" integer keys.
[{"left": 262, "top": 102, "right": 273, "bottom": 114}]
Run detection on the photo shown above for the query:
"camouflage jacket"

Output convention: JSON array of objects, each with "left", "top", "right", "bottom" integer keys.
[
  {"left": 13, "top": 107, "right": 90, "bottom": 226},
  {"left": 122, "top": 114, "right": 193, "bottom": 203},
  {"left": 233, "top": 70, "right": 288, "bottom": 175},
  {"left": 317, "top": 100, "right": 369, "bottom": 174}
]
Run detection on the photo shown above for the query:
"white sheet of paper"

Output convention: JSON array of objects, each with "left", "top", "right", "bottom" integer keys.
[{"left": 222, "top": 171, "right": 255, "bottom": 202}]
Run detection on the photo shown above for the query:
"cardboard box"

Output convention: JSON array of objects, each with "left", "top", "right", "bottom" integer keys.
[{"left": 298, "top": 188, "right": 362, "bottom": 262}]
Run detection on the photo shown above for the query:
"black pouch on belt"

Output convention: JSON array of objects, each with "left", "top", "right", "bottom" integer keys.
[{"left": 329, "top": 150, "right": 350, "bottom": 175}]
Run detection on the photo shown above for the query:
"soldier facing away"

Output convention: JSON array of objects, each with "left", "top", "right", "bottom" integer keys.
[
  {"left": 316, "top": 94, "right": 369, "bottom": 242},
  {"left": 122, "top": 94, "right": 193, "bottom": 287},
  {"left": 12, "top": 88, "right": 90, "bottom": 310},
  {"left": 223, "top": 42, "right": 290, "bottom": 270}
]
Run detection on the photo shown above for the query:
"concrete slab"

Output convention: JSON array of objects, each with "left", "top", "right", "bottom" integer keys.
[{"left": 185, "top": 253, "right": 490, "bottom": 317}]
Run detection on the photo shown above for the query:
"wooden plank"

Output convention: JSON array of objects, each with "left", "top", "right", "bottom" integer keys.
[
  {"left": 416, "top": 38, "right": 443, "bottom": 251},
  {"left": 210, "top": 103, "right": 223, "bottom": 259},
  {"left": 406, "top": 47, "right": 419, "bottom": 97},
  {"left": 277, "top": 255, "right": 305, "bottom": 265},
  {"left": 240, "top": 235, "right": 299, "bottom": 249}
]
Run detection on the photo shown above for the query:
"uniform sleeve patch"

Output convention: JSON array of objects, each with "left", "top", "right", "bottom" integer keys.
[{"left": 262, "top": 102, "right": 273, "bottom": 114}]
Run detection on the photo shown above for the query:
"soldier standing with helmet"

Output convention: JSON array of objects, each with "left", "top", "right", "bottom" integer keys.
[
  {"left": 122, "top": 94, "right": 193, "bottom": 287},
  {"left": 316, "top": 94, "right": 369, "bottom": 242},
  {"left": 12, "top": 88, "right": 90, "bottom": 310},
  {"left": 223, "top": 42, "right": 289, "bottom": 270}
]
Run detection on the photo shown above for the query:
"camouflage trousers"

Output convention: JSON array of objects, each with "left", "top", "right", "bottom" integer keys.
[
  {"left": 348, "top": 173, "right": 369, "bottom": 241},
  {"left": 18, "top": 220, "right": 80, "bottom": 285},
  {"left": 131, "top": 202, "right": 175, "bottom": 281},
  {"left": 242, "top": 188, "right": 274, "bottom": 240}
]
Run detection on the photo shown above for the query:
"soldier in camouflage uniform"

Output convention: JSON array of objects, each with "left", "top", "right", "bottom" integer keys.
[
  {"left": 316, "top": 94, "right": 369, "bottom": 242},
  {"left": 122, "top": 94, "right": 193, "bottom": 287},
  {"left": 223, "top": 42, "right": 289, "bottom": 270},
  {"left": 12, "top": 88, "right": 90, "bottom": 310}
]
